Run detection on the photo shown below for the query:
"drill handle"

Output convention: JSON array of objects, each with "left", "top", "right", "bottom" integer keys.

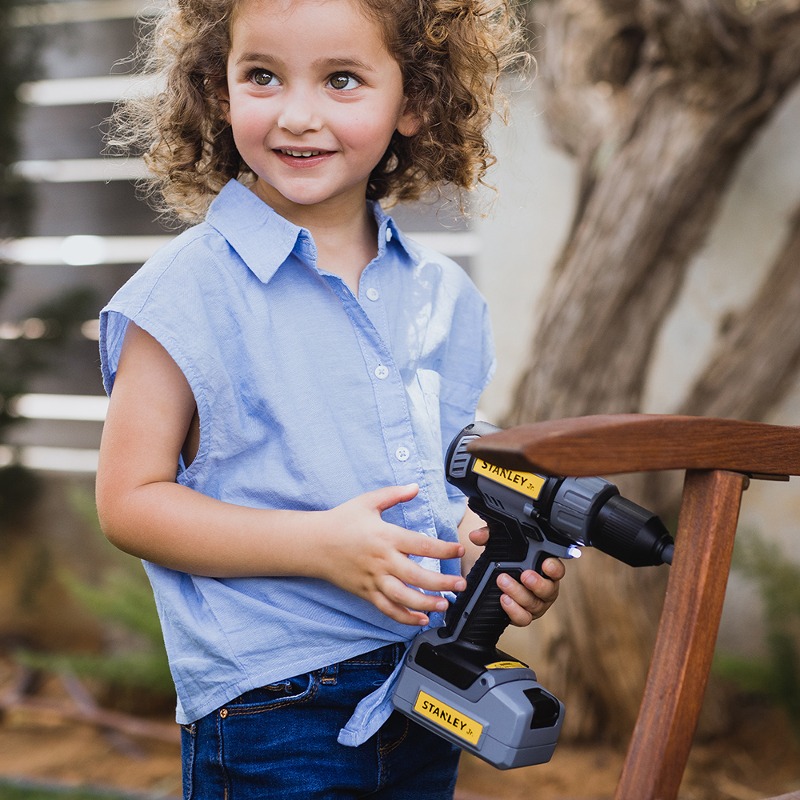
[{"left": 440, "top": 501, "right": 551, "bottom": 649}]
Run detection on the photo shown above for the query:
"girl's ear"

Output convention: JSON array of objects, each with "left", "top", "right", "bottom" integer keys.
[
  {"left": 216, "top": 83, "right": 231, "bottom": 123},
  {"left": 397, "top": 98, "right": 421, "bottom": 137}
]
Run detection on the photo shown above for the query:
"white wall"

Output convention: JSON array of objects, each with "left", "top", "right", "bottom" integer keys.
[{"left": 473, "top": 82, "right": 576, "bottom": 423}]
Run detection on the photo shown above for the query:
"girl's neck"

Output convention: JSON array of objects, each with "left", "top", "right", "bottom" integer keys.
[
  {"left": 311, "top": 210, "right": 379, "bottom": 293},
  {"left": 252, "top": 183, "right": 378, "bottom": 293}
]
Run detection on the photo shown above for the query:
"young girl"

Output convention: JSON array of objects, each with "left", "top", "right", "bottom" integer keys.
[{"left": 97, "top": 0, "right": 565, "bottom": 796}]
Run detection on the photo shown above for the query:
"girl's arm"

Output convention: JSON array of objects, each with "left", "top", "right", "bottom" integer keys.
[
  {"left": 95, "top": 322, "right": 465, "bottom": 626},
  {"left": 457, "top": 506, "right": 565, "bottom": 628}
]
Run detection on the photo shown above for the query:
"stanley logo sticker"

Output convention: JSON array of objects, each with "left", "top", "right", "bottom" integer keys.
[
  {"left": 414, "top": 691, "right": 483, "bottom": 746},
  {"left": 471, "top": 458, "right": 545, "bottom": 500}
]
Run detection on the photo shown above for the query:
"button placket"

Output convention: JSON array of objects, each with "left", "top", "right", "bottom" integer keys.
[{"left": 347, "top": 276, "right": 420, "bottom": 498}]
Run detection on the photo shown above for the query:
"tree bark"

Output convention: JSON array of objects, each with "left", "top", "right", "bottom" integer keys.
[
  {"left": 641, "top": 200, "right": 800, "bottom": 511},
  {"left": 680, "top": 203, "right": 800, "bottom": 421},
  {"left": 504, "top": 0, "right": 800, "bottom": 740}
]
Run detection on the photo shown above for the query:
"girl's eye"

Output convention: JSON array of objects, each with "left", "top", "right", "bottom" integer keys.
[
  {"left": 328, "top": 73, "right": 360, "bottom": 91},
  {"left": 249, "top": 69, "right": 277, "bottom": 87}
]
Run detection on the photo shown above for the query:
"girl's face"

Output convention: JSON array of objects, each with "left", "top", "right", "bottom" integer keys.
[{"left": 222, "top": 0, "right": 418, "bottom": 222}]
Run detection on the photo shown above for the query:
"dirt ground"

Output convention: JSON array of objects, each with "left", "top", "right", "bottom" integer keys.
[{"left": 1, "top": 662, "right": 799, "bottom": 800}]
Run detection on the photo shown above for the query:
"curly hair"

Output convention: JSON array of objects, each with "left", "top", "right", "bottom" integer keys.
[{"left": 109, "top": 0, "right": 528, "bottom": 223}]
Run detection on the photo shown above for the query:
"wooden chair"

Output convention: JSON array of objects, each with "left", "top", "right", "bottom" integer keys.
[{"left": 469, "top": 414, "right": 800, "bottom": 800}]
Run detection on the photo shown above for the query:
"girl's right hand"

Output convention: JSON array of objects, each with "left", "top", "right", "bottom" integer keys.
[{"left": 315, "top": 484, "right": 466, "bottom": 627}]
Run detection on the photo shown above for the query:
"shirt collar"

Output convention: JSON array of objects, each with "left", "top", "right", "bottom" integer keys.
[{"left": 206, "top": 179, "right": 412, "bottom": 285}]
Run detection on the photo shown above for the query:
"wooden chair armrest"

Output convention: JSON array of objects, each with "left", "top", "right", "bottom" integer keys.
[{"left": 469, "top": 413, "right": 800, "bottom": 477}]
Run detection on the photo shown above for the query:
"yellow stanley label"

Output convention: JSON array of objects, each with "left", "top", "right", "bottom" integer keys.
[
  {"left": 414, "top": 691, "right": 483, "bottom": 746},
  {"left": 471, "top": 458, "right": 545, "bottom": 500},
  {"left": 485, "top": 660, "right": 528, "bottom": 670}
]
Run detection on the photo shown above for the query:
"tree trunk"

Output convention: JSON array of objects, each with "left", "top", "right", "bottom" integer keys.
[
  {"left": 680, "top": 203, "right": 800, "bottom": 421},
  {"left": 504, "top": 0, "right": 800, "bottom": 741},
  {"left": 641, "top": 200, "right": 800, "bottom": 509}
]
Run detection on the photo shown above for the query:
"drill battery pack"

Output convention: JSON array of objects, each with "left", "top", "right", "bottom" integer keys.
[{"left": 393, "top": 629, "right": 564, "bottom": 769}]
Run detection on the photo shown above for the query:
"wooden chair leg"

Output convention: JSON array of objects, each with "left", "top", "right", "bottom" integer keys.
[{"left": 614, "top": 470, "right": 749, "bottom": 800}]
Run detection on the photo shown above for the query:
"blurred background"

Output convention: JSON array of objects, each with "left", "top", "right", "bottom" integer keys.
[{"left": 1, "top": 0, "right": 799, "bottom": 798}]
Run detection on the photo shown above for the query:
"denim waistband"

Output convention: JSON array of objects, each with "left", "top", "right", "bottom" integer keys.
[{"left": 340, "top": 642, "right": 406, "bottom": 667}]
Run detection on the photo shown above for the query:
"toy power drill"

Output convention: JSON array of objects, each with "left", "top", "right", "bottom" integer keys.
[{"left": 392, "top": 421, "right": 675, "bottom": 769}]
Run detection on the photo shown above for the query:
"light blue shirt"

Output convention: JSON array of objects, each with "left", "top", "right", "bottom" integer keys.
[{"left": 99, "top": 179, "right": 495, "bottom": 745}]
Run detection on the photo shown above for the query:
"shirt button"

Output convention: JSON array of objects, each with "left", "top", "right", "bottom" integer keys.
[
  {"left": 385, "top": 228, "right": 393, "bottom": 243},
  {"left": 366, "top": 287, "right": 380, "bottom": 301},
  {"left": 374, "top": 364, "right": 389, "bottom": 380},
  {"left": 395, "top": 446, "right": 410, "bottom": 462}
]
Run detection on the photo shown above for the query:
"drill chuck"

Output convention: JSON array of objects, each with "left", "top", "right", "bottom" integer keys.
[
  {"left": 595, "top": 495, "right": 674, "bottom": 566},
  {"left": 550, "top": 478, "right": 674, "bottom": 567}
]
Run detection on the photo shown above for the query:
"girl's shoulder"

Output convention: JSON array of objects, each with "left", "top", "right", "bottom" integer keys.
[
  {"left": 140, "top": 222, "right": 230, "bottom": 279},
  {"left": 104, "top": 221, "right": 243, "bottom": 328},
  {"left": 121, "top": 222, "right": 239, "bottom": 296}
]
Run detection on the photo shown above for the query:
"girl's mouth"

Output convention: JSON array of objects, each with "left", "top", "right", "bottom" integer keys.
[{"left": 279, "top": 149, "right": 325, "bottom": 158}]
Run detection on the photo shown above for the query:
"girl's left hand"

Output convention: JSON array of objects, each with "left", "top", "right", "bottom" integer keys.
[{"left": 468, "top": 526, "right": 566, "bottom": 628}]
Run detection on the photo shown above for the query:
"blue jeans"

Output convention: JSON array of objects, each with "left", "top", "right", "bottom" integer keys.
[{"left": 181, "top": 643, "right": 461, "bottom": 798}]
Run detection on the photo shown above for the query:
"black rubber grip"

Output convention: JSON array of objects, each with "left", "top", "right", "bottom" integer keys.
[
  {"left": 440, "top": 500, "right": 530, "bottom": 649},
  {"left": 461, "top": 563, "right": 523, "bottom": 648}
]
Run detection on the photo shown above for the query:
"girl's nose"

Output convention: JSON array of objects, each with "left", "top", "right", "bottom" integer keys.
[{"left": 277, "top": 88, "right": 322, "bottom": 135}]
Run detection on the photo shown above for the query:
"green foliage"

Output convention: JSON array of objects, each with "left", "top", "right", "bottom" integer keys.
[
  {"left": 714, "top": 532, "right": 800, "bottom": 732},
  {"left": 18, "top": 561, "right": 173, "bottom": 699},
  {"left": 17, "top": 492, "right": 173, "bottom": 706},
  {"left": 0, "top": 778, "right": 154, "bottom": 800},
  {"left": 18, "top": 560, "right": 174, "bottom": 706}
]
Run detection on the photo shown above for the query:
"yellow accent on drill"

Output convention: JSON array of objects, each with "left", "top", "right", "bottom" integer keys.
[
  {"left": 414, "top": 691, "right": 483, "bottom": 746},
  {"left": 485, "top": 660, "right": 528, "bottom": 670},
  {"left": 471, "top": 458, "right": 545, "bottom": 500}
]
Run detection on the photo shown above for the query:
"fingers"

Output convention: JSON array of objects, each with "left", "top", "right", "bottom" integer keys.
[
  {"left": 540, "top": 556, "right": 566, "bottom": 582},
  {"left": 369, "top": 568, "right": 464, "bottom": 627},
  {"left": 366, "top": 482, "right": 420, "bottom": 513},
  {"left": 465, "top": 529, "right": 565, "bottom": 627},
  {"left": 400, "top": 553, "right": 466, "bottom": 594},
  {"left": 400, "top": 527, "right": 464, "bottom": 562},
  {"left": 374, "top": 576, "right": 449, "bottom": 625},
  {"left": 497, "top": 557, "right": 565, "bottom": 627},
  {"left": 371, "top": 530, "right": 466, "bottom": 626},
  {"left": 337, "top": 483, "right": 471, "bottom": 626},
  {"left": 384, "top": 531, "right": 466, "bottom": 600},
  {"left": 468, "top": 526, "right": 490, "bottom": 547}
]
